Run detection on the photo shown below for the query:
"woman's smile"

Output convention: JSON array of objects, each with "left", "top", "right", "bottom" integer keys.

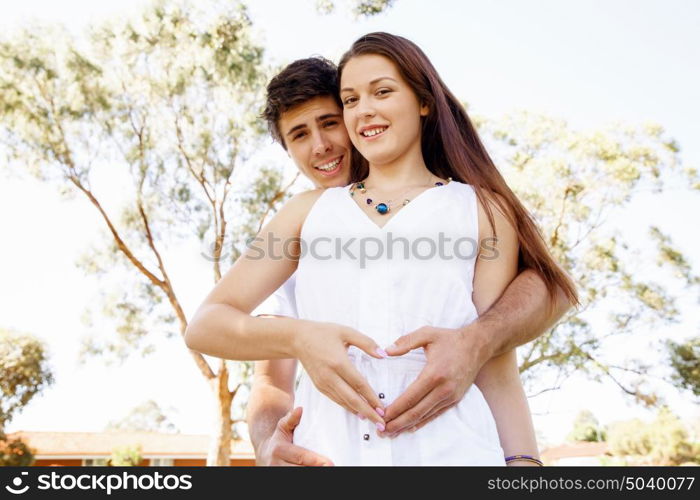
[{"left": 359, "top": 125, "right": 390, "bottom": 140}]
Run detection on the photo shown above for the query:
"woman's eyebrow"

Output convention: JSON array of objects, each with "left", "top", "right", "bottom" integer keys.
[{"left": 340, "top": 76, "right": 398, "bottom": 93}]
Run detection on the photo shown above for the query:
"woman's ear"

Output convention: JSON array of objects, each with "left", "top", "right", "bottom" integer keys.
[{"left": 420, "top": 101, "right": 430, "bottom": 117}]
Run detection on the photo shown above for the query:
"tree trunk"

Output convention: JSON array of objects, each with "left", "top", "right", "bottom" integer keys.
[{"left": 207, "top": 359, "right": 233, "bottom": 466}]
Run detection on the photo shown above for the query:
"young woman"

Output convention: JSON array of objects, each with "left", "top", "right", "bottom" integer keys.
[{"left": 185, "top": 33, "right": 577, "bottom": 465}]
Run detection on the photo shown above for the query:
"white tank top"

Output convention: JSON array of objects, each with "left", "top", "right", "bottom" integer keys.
[
  {"left": 296, "top": 180, "right": 479, "bottom": 350},
  {"left": 291, "top": 180, "right": 505, "bottom": 465}
]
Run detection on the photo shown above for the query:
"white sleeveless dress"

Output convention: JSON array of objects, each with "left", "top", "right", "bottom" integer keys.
[{"left": 291, "top": 180, "right": 505, "bottom": 466}]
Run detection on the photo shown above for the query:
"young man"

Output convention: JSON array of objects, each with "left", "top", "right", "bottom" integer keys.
[{"left": 246, "top": 57, "right": 572, "bottom": 466}]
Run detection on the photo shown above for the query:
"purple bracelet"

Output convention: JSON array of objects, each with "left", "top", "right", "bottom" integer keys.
[{"left": 505, "top": 454, "right": 543, "bottom": 466}]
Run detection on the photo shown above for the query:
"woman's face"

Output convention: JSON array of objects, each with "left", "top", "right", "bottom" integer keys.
[{"left": 340, "top": 54, "right": 428, "bottom": 167}]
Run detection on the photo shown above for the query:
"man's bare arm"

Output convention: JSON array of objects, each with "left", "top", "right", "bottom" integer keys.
[
  {"left": 246, "top": 359, "right": 334, "bottom": 466},
  {"left": 247, "top": 360, "right": 296, "bottom": 458},
  {"left": 384, "top": 269, "right": 574, "bottom": 433},
  {"left": 470, "top": 268, "right": 573, "bottom": 361}
]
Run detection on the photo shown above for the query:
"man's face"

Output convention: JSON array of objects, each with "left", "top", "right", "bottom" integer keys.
[{"left": 278, "top": 95, "right": 351, "bottom": 188}]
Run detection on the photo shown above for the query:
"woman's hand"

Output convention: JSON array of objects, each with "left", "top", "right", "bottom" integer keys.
[
  {"left": 293, "top": 321, "right": 388, "bottom": 430},
  {"left": 380, "top": 325, "right": 489, "bottom": 436}
]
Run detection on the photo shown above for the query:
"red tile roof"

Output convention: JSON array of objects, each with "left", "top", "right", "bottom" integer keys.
[
  {"left": 541, "top": 441, "right": 609, "bottom": 462},
  {"left": 9, "top": 431, "right": 254, "bottom": 459}
]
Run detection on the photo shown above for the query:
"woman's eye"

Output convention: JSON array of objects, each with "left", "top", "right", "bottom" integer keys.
[
  {"left": 342, "top": 96, "right": 357, "bottom": 106},
  {"left": 376, "top": 88, "right": 392, "bottom": 96}
]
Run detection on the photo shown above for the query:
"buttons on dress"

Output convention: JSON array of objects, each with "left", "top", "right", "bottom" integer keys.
[
  {"left": 363, "top": 434, "right": 370, "bottom": 441},
  {"left": 378, "top": 393, "right": 385, "bottom": 399}
]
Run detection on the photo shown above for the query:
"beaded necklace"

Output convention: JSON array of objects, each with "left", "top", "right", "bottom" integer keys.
[{"left": 349, "top": 176, "right": 452, "bottom": 215}]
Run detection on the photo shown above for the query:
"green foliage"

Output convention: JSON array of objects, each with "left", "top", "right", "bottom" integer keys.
[
  {"left": 567, "top": 410, "right": 606, "bottom": 442},
  {"left": 109, "top": 444, "right": 143, "bottom": 466},
  {"left": 0, "top": 0, "right": 276, "bottom": 358},
  {"left": 478, "top": 111, "right": 700, "bottom": 404},
  {"left": 0, "top": 329, "right": 54, "bottom": 429},
  {"left": 316, "top": 0, "right": 395, "bottom": 17},
  {"left": 228, "top": 166, "right": 296, "bottom": 263},
  {"left": 667, "top": 336, "right": 700, "bottom": 396},
  {"left": 0, "top": 1, "right": 287, "bottom": 464},
  {"left": 606, "top": 407, "right": 698, "bottom": 465},
  {"left": 0, "top": 431, "right": 34, "bottom": 466},
  {"left": 650, "top": 227, "right": 700, "bottom": 287},
  {"left": 106, "top": 400, "right": 179, "bottom": 434}
]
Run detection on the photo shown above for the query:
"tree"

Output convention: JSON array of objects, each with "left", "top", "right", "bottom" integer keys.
[
  {"left": 607, "top": 406, "right": 698, "bottom": 465},
  {"left": 316, "top": 0, "right": 395, "bottom": 17},
  {"left": 0, "top": 329, "right": 54, "bottom": 430},
  {"left": 106, "top": 400, "right": 179, "bottom": 434},
  {"left": 0, "top": 434, "right": 34, "bottom": 467},
  {"left": 567, "top": 409, "right": 605, "bottom": 442},
  {"left": 474, "top": 110, "right": 700, "bottom": 405},
  {"left": 109, "top": 445, "right": 143, "bottom": 466},
  {"left": 0, "top": 0, "right": 292, "bottom": 465},
  {"left": 0, "top": 328, "right": 54, "bottom": 466},
  {"left": 667, "top": 336, "right": 700, "bottom": 397}
]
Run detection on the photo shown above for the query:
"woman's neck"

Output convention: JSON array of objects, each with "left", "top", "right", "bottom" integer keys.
[{"left": 363, "top": 148, "right": 433, "bottom": 189}]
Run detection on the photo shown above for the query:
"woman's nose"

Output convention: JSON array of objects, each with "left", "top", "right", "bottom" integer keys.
[{"left": 356, "top": 100, "right": 376, "bottom": 119}]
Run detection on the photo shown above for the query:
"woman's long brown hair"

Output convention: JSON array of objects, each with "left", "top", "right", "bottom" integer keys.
[{"left": 338, "top": 32, "right": 578, "bottom": 306}]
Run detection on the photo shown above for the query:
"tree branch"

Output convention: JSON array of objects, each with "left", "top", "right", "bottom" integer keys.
[{"left": 255, "top": 171, "right": 301, "bottom": 235}]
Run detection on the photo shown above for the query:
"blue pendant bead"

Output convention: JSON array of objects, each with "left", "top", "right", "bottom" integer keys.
[{"left": 351, "top": 178, "right": 451, "bottom": 215}]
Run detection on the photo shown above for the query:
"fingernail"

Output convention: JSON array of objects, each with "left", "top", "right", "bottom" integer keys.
[
  {"left": 376, "top": 422, "right": 385, "bottom": 432},
  {"left": 386, "top": 343, "right": 398, "bottom": 351},
  {"left": 375, "top": 347, "right": 388, "bottom": 358},
  {"left": 410, "top": 426, "right": 418, "bottom": 432},
  {"left": 375, "top": 407, "right": 385, "bottom": 417},
  {"left": 357, "top": 413, "right": 366, "bottom": 420}
]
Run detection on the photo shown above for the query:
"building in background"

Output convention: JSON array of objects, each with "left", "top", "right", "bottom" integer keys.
[
  {"left": 541, "top": 442, "right": 610, "bottom": 466},
  {"left": 9, "top": 431, "right": 255, "bottom": 466}
]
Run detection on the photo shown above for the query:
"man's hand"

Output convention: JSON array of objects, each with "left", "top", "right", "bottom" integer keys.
[
  {"left": 381, "top": 324, "right": 491, "bottom": 436},
  {"left": 257, "top": 407, "right": 334, "bottom": 466},
  {"left": 294, "top": 321, "right": 387, "bottom": 430}
]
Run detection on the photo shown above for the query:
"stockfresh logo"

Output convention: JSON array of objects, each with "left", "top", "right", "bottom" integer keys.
[{"left": 5, "top": 471, "right": 30, "bottom": 495}]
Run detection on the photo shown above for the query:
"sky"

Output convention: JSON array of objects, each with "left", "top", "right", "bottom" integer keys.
[{"left": 1, "top": 0, "right": 699, "bottom": 447}]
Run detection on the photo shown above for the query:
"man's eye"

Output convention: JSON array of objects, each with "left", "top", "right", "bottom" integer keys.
[
  {"left": 323, "top": 120, "right": 338, "bottom": 128},
  {"left": 293, "top": 131, "right": 307, "bottom": 140}
]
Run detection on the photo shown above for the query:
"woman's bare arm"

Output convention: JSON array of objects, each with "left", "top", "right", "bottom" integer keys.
[
  {"left": 185, "top": 189, "right": 387, "bottom": 425},
  {"left": 472, "top": 194, "right": 539, "bottom": 465},
  {"left": 185, "top": 190, "right": 320, "bottom": 360}
]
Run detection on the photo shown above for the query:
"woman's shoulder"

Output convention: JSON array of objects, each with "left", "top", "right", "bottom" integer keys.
[
  {"left": 449, "top": 181, "right": 505, "bottom": 209},
  {"left": 288, "top": 184, "right": 349, "bottom": 203},
  {"left": 445, "top": 181, "right": 514, "bottom": 234},
  {"left": 279, "top": 186, "right": 348, "bottom": 224},
  {"left": 445, "top": 179, "right": 478, "bottom": 199},
  {"left": 265, "top": 188, "right": 326, "bottom": 231},
  {"left": 287, "top": 187, "right": 327, "bottom": 206}
]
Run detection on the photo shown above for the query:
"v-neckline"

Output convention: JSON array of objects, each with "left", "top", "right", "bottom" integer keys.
[{"left": 343, "top": 181, "right": 452, "bottom": 231}]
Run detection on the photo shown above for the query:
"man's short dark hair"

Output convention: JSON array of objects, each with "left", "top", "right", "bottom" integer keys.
[{"left": 263, "top": 56, "right": 341, "bottom": 148}]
